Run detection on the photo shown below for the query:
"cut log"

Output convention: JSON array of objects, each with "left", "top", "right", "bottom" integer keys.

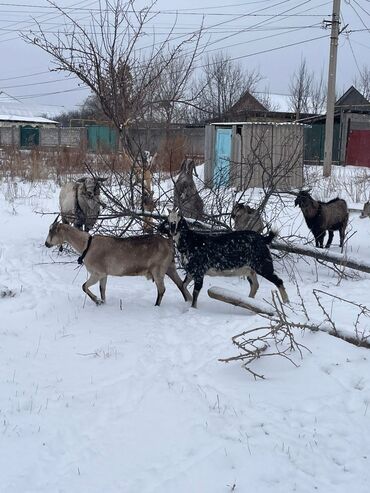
[
  {"left": 207, "top": 287, "right": 276, "bottom": 316},
  {"left": 271, "top": 240, "right": 370, "bottom": 275}
]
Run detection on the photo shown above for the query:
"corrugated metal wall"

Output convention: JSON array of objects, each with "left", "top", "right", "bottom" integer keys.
[
  {"left": 205, "top": 123, "right": 304, "bottom": 190},
  {"left": 303, "top": 122, "right": 340, "bottom": 165},
  {"left": 346, "top": 130, "right": 370, "bottom": 167}
]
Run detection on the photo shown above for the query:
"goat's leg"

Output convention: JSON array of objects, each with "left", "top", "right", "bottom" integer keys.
[
  {"left": 83, "top": 273, "right": 103, "bottom": 305},
  {"left": 247, "top": 269, "right": 259, "bottom": 298},
  {"left": 183, "top": 272, "right": 193, "bottom": 290},
  {"left": 315, "top": 230, "right": 325, "bottom": 248},
  {"left": 325, "top": 230, "right": 334, "bottom": 248},
  {"left": 339, "top": 224, "right": 347, "bottom": 249},
  {"left": 191, "top": 276, "right": 204, "bottom": 309},
  {"left": 153, "top": 273, "right": 166, "bottom": 306},
  {"left": 257, "top": 262, "right": 289, "bottom": 303},
  {"left": 166, "top": 262, "right": 192, "bottom": 302},
  {"left": 99, "top": 276, "right": 107, "bottom": 304}
]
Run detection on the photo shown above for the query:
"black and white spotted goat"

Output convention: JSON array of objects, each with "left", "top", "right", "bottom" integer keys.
[{"left": 167, "top": 210, "right": 289, "bottom": 308}]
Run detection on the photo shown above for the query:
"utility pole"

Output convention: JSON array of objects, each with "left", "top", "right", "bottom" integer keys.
[{"left": 323, "top": 0, "right": 341, "bottom": 177}]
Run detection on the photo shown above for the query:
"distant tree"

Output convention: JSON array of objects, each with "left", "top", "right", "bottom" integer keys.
[
  {"left": 310, "top": 69, "right": 326, "bottom": 114},
  {"left": 354, "top": 65, "right": 370, "bottom": 101},
  {"left": 288, "top": 58, "right": 313, "bottom": 119},
  {"left": 257, "top": 86, "right": 280, "bottom": 112},
  {"left": 191, "top": 52, "right": 263, "bottom": 122},
  {"left": 149, "top": 55, "right": 196, "bottom": 125},
  {"left": 55, "top": 94, "right": 106, "bottom": 126}
]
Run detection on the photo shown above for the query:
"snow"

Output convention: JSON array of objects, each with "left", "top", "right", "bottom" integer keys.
[{"left": 1, "top": 167, "right": 370, "bottom": 492}]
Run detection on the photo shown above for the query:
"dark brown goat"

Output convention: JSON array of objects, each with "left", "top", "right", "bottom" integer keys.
[
  {"left": 173, "top": 159, "right": 204, "bottom": 220},
  {"left": 294, "top": 190, "right": 348, "bottom": 249}
]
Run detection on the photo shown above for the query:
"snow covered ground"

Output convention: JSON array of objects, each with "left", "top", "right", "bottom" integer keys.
[{"left": 1, "top": 168, "right": 370, "bottom": 492}]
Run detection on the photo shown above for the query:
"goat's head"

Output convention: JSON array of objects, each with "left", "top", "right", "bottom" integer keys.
[
  {"left": 180, "top": 158, "right": 197, "bottom": 177},
  {"left": 360, "top": 201, "right": 370, "bottom": 219},
  {"left": 167, "top": 208, "right": 185, "bottom": 236},
  {"left": 45, "top": 215, "right": 63, "bottom": 248},
  {"left": 231, "top": 203, "right": 255, "bottom": 220},
  {"left": 77, "top": 177, "right": 107, "bottom": 199},
  {"left": 294, "top": 190, "right": 313, "bottom": 209},
  {"left": 231, "top": 203, "right": 244, "bottom": 219}
]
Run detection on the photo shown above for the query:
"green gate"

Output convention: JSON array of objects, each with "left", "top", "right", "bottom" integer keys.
[
  {"left": 20, "top": 125, "right": 39, "bottom": 147},
  {"left": 87, "top": 125, "right": 117, "bottom": 152},
  {"left": 304, "top": 122, "right": 340, "bottom": 165}
]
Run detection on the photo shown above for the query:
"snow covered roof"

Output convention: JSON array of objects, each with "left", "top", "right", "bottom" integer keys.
[
  {"left": 0, "top": 114, "right": 58, "bottom": 124},
  {"left": 210, "top": 121, "right": 307, "bottom": 126},
  {"left": 0, "top": 93, "right": 59, "bottom": 122}
]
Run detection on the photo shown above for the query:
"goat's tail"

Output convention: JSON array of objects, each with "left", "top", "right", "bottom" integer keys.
[{"left": 263, "top": 230, "right": 278, "bottom": 244}]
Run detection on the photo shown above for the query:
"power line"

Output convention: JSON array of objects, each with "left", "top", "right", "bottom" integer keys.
[
  {"left": 0, "top": 70, "right": 52, "bottom": 81},
  {"left": 0, "top": 76, "right": 78, "bottom": 89},
  {"left": 0, "top": 1, "right": 331, "bottom": 16},
  {"left": 346, "top": 0, "right": 370, "bottom": 34},
  {"left": 199, "top": 0, "right": 323, "bottom": 53},
  {"left": 7, "top": 32, "right": 329, "bottom": 101}
]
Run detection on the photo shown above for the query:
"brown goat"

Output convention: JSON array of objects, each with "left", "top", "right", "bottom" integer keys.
[
  {"left": 173, "top": 158, "right": 204, "bottom": 220},
  {"left": 231, "top": 203, "right": 264, "bottom": 233},
  {"left": 45, "top": 221, "right": 192, "bottom": 306},
  {"left": 294, "top": 190, "right": 348, "bottom": 248}
]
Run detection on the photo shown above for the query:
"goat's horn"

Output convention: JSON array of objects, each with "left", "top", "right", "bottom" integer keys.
[{"left": 53, "top": 213, "right": 60, "bottom": 224}]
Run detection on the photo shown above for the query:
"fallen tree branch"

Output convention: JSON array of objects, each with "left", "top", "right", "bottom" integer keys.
[
  {"left": 208, "top": 287, "right": 276, "bottom": 316},
  {"left": 219, "top": 292, "right": 311, "bottom": 379},
  {"left": 271, "top": 240, "right": 370, "bottom": 275}
]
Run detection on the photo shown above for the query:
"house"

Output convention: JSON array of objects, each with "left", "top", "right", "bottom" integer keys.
[
  {"left": 303, "top": 86, "right": 370, "bottom": 167},
  {"left": 0, "top": 94, "right": 58, "bottom": 147},
  {"left": 215, "top": 89, "right": 315, "bottom": 124}
]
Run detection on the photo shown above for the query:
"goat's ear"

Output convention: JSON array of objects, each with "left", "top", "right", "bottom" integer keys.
[
  {"left": 76, "top": 177, "right": 86, "bottom": 183},
  {"left": 97, "top": 177, "right": 108, "bottom": 182}
]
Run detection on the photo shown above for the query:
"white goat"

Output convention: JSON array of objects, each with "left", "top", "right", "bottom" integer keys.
[
  {"left": 59, "top": 177, "right": 107, "bottom": 232},
  {"left": 45, "top": 220, "right": 192, "bottom": 306}
]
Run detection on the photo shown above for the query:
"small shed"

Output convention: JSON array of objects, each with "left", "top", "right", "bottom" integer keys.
[{"left": 204, "top": 122, "right": 304, "bottom": 190}]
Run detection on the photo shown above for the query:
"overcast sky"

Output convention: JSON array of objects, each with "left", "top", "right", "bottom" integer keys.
[{"left": 0, "top": 0, "right": 369, "bottom": 117}]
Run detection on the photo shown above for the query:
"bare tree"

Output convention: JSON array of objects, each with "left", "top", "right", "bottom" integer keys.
[
  {"left": 256, "top": 86, "right": 280, "bottom": 112},
  {"left": 191, "top": 52, "right": 263, "bottom": 122},
  {"left": 148, "top": 54, "right": 199, "bottom": 125},
  {"left": 310, "top": 69, "right": 326, "bottom": 114},
  {"left": 288, "top": 58, "right": 313, "bottom": 119},
  {"left": 24, "top": 0, "right": 203, "bottom": 157},
  {"left": 354, "top": 65, "right": 370, "bottom": 101}
]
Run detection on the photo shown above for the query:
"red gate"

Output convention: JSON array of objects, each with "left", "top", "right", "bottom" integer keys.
[{"left": 346, "top": 129, "right": 370, "bottom": 167}]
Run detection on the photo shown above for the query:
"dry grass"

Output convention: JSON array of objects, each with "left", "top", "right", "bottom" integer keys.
[
  {"left": 0, "top": 135, "right": 193, "bottom": 183},
  {"left": 304, "top": 164, "right": 370, "bottom": 203},
  {"left": 155, "top": 134, "right": 187, "bottom": 174},
  {"left": 0, "top": 146, "right": 133, "bottom": 183}
]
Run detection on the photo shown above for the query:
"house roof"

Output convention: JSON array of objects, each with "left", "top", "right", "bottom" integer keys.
[
  {"left": 227, "top": 90, "right": 267, "bottom": 114},
  {"left": 210, "top": 121, "right": 307, "bottom": 126},
  {"left": 0, "top": 92, "right": 59, "bottom": 122},
  {"left": 336, "top": 85, "right": 370, "bottom": 109},
  {"left": 0, "top": 114, "right": 58, "bottom": 124}
]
